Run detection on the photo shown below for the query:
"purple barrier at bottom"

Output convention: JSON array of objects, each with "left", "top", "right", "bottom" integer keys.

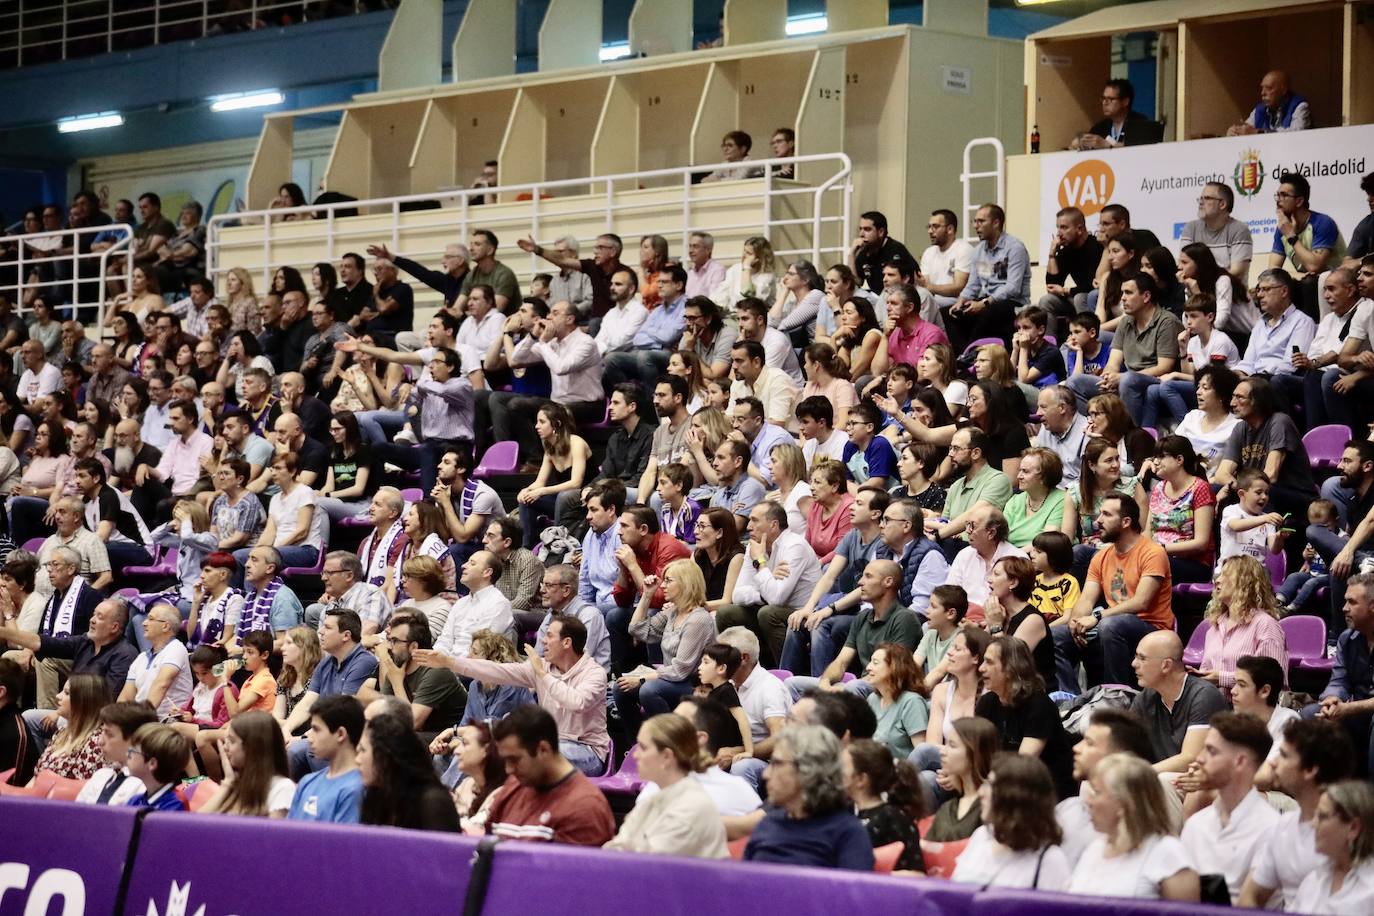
[
  {"left": 481, "top": 839, "right": 978, "bottom": 916},
  {"left": 976, "top": 887, "right": 1262, "bottom": 916},
  {"left": 0, "top": 798, "right": 139, "bottom": 916},
  {"left": 122, "top": 812, "right": 480, "bottom": 916}
]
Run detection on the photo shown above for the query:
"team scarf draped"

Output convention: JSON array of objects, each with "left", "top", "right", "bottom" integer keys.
[
  {"left": 243, "top": 577, "right": 284, "bottom": 633},
  {"left": 193, "top": 587, "right": 241, "bottom": 646},
  {"left": 41, "top": 577, "right": 91, "bottom": 638},
  {"left": 362, "top": 520, "right": 405, "bottom": 586}
]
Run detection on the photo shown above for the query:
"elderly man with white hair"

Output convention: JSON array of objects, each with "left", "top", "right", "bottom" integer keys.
[{"left": 545, "top": 236, "right": 595, "bottom": 318}]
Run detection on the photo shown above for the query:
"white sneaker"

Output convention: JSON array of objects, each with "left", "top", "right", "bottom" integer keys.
[{"left": 393, "top": 427, "right": 418, "bottom": 445}]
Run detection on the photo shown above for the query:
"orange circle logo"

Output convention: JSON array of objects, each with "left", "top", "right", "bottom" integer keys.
[{"left": 1056, "top": 159, "right": 1116, "bottom": 216}]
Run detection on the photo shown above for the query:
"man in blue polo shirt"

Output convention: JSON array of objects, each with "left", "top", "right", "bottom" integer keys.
[
  {"left": 1268, "top": 171, "right": 1345, "bottom": 317},
  {"left": 282, "top": 608, "right": 378, "bottom": 778},
  {"left": 288, "top": 695, "right": 365, "bottom": 823}
]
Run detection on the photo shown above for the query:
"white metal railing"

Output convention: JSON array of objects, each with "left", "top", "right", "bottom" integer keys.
[
  {"left": 0, "top": 223, "right": 133, "bottom": 328},
  {"left": 961, "top": 137, "right": 1006, "bottom": 245},
  {"left": 0, "top": 1, "right": 373, "bottom": 67},
  {"left": 206, "top": 153, "right": 853, "bottom": 293}
]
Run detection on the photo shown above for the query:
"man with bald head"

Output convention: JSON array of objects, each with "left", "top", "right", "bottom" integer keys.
[
  {"left": 268, "top": 370, "right": 331, "bottom": 445},
  {"left": 357, "top": 488, "right": 409, "bottom": 588},
  {"left": 87, "top": 343, "right": 131, "bottom": 406},
  {"left": 275, "top": 288, "right": 313, "bottom": 372},
  {"left": 1229, "top": 69, "right": 1311, "bottom": 135},
  {"left": 350, "top": 259, "right": 413, "bottom": 350},
  {"left": 1128, "top": 629, "right": 1227, "bottom": 773},
  {"left": 270, "top": 411, "right": 328, "bottom": 490}
]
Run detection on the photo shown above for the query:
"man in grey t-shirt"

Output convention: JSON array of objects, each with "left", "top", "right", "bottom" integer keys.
[
  {"left": 1180, "top": 181, "right": 1254, "bottom": 283},
  {"left": 1128, "top": 630, "right": 1228, "bottom": 772}
]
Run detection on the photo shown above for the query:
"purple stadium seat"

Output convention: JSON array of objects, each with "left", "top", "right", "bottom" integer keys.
[
  {"left": 585, "top": 400, "right": 613, "bottom": 430},
  {"left": 21, "top": 538, "right": 44, "bottom": 553},
  {"left": 399, "top": 487, "right": 424, "bottom": 503},
  {"left": 473, "top": 441, "right": 519, "bottom": 479},
  {"left": 1141, "top": 426, "right": 1158, "bottom": 441},
  {"left": 282, "top": 550, "right": 326, "bottom": 579},
  {"left": 1304, "top": 423, "right": 1351, "bottom": 472},
  {"left": 961, "top": 337, "right": 1003, "bottom": 358},
  {"left": 338, "top": 513, "right": 371, "bottom": 528},
  {"left": 589, "top": 739, "right": 642, "bottom": 793},
  {"left": 1182, "top": 619, "right": 1210, "bottom": 668},
  {"left": 768, "top": 668, "right": 792, "bottom": 681},
  {"left": 1264, "top": 550, "right": 1287, "bottom": 589},
  {"left": 1281, "top": 615, "right": 1334, "bottom": 673},
  {"left": 123, "top": 545, "right": 176, "bottom": 578}
]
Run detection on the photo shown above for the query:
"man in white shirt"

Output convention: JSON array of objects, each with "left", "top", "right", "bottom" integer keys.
[
  {"left": 1327, "top": 255, "right": 1374, "bottom": 430},
  {"left": 727, "top": 340, "right": 799, "bottom": 432},
  {"left": 433, "top": 550, "right": 514, "bottom": 660},
  {"left": 947, "top": 506, "right": 1026, "bottom": 609},
  {"left": 1180, "top": 711, "right": 1281, "bottom": 905},
  {"left": 496, "top": 299, "right": 606, "bottom": 468},
  {"left": 1033, "top": 386, "right": 1090, "bottom": 485},
  {"left": 716, "top": 502, "right": 822, "bottom": 668},
  {"left": 139, "top": 370, "right": 175, "bottom": 450},
  {"left": 685, "top": 231, "right": 726, "bottom": 299},
  {"left": 16, "top": 339, "right": 61, "bottom": 406},
  {"left": 918, "top": 208, "right": 975, "bottom": 311},
  {"left": 118, "top": 602, "right": 193, "bottom": 718},
  {"left": 594, "top": 267, "right": 647, "bottom": 355},
  {"left": 1056, "top": 706, "right": 1162, "bottom": 868},
  {"left": 734, "top": 297, "right": 803, "bottom": 384},
  {"left": 452, "top": 284, "right": 506, "bottom": 376},
  {"left": 716, "top": 626, "right": 791, "bottom": 792},
  {"left": 1305, "top": 267, "right": 1373, "bottom": 426},
  {"left": 1240, "top": 717, "right": 1354, "bottom": 910}
]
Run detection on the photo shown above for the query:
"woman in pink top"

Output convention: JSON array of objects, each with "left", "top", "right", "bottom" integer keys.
[
  {"left": 15, "top": 420, "right": 72, "bottom": 500},
  {"left": 800, "top": 343, "right": 858, "bottom": 430},
  {"left": 1194, "top": 555, "right": 1287, "bottom": 700},
  {"left": 804, "top": 459, "right": 854, "bottom": 563}
]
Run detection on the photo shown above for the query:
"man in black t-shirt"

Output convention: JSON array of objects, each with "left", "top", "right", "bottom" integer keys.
[
  {"left": 1039, "top": 206, "right": 1104, "bottom": 334},
  {"left": 329, "top": 252, "right": 373, "bottom": 324},
  {"left": 519, "top": 231, "right": 626, "bottom": 319},
  {"left": 349, "top": 259, "right": 413, "bottom": 348},
  {"left": 851, "top": 210, "right": 915, "bottom": 295},
  {"left": 75, "top": 457, "right": 153, "bottom": 573},
  {"left": 271, "top": 413, "right": 329, "bottom": 489}
]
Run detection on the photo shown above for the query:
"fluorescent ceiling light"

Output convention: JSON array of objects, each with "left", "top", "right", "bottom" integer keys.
[
  {"left": 786, "top": 14, "right": 827, "bottom": 36},
  {"left": 599, "top": 42, "right": 631, "bottom": 62},
  {"left": 210, "top": 90, "right": 285, "bottom": 112},
  {"left": 57, "top": 111, "right": 123, "bottom": 133}
]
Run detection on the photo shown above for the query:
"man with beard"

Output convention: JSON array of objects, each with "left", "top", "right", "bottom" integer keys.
[
  {"left": 361, "top": 612, "right": 465, "bottom": 738},
  {"left": 926, "top": 427, "right": 1012, "bottom": 561},
  {"left": 431, "top": 448, "right": 504, "bottom": 564},
  {"left": 105, "top": 418, "right": 162, "bottom": 522},
  {"left": 1308, "top": 440, "right": 1374, "bottom": 631},
  {"left": 634, "top": 374, "right": 693, "bottom": 515},
  {"left": 1058, "top": 492, "right": 1173, "bottom": 690}
]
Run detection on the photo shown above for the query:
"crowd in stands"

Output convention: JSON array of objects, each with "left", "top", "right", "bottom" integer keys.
[{"left": 3, "top": 91, "right": 1374, "bottom": 910}]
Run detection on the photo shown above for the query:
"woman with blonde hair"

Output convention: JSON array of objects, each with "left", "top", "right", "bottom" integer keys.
[
  {"left": 801, "top": 343, "right": 857, "bottom": 429},
  {"left": 766, "top": 442, "right": 812, "bottom": 534},
  {"left": 1195, "top": 554, "right": 1287, "bottom": 699},
  {"left": 149, "top": 497, "right": 216, "bottom": 614},
  {"left": 605, "top": 713, "right": 727, "bottom": 858},
  {"left": 1069, "top": 752, "right": 1200, "bottom": 901},
  {"left": 516, "top": 402, "right": 590, "bottom": 548},
  {"left": 1290, "top": 779, "right": 1374, "bottom": 913},
  {"left": 715, "top": 235, "right": 777, "bottom": 313},
  {"left": 274, "top": 626, "right": 322, "bottom": 735},
  {"left": 460, "top": 630, "right": 536, "bottom": 723},
  {"left": 684, "top": 407, "right": 732, "bottom": 488},
  {"left": 615, "top": 559, "right": 717, "bottom": 737},
  {"left": 917, "top": 343, "right": 968, "bottom": 416},
  {"left": 30, "top": 674, "right": 105, "bottom": 780},
  {"left": 202, "top": 710, "right": 294, "bottom": 818},
  {"left": 973, "top": 344, "right": 1030, "bottom": 419}
]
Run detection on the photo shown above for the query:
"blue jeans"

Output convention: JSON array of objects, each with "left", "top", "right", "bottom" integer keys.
[
  {"left": 908, "top": 743, "right": 952, "bottom": 814},
  {"left": 777, "top": 598, "right": 851, "bottom": 677},
  {"left": 1117, "top": 371, "right": 1160, "bottom": 427},
  {"left": 1280, "top": 570, "right": 1330, "bottom": 609},
  {"left": 376, "top": 438, "right": 470, "bottom": 494},
  {"left": 733, "top": 756, "right": 767, "bottom": 793},
  {"left": 1066, "top": 373, "right": 1105, "bottom": 413},
  {"left": 604, "top": 350, "right": 671, "bottom": 402},
  {"left": 1307, "top": 521, "right": 1373, "bottom": 638},
  {"left": 1141, "top": 379, "right": 1195, "bottom": 429},
  {"left": 604, "top": 603, "right": 644, "bottom": 673},
  {"left": 355, "top": 409, "right": 406, "bottom": 446},
  {"left": 560, "top": 739, "right": 608, "bottom": 776},
  {"left": 1051, "top": 613, "right": 1157, "bottom": 691},
  {"left": 613, "top": 676, "right": 697, "bottom": 741},
  {"left": 519, "top": 493, "right": 558, "bottom": 549}
]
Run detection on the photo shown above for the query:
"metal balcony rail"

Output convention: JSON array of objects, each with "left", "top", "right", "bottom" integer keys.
[
  {"left": 0, "top": 223, "right": 134, "bottom": 329},
  {"left": 206, "top": 153, "right": 854, "bottom": 295}
]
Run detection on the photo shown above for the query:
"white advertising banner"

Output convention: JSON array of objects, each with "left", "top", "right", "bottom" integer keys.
[{"left": 1035, "top": 124, "right": 1372, "bottom": 262}]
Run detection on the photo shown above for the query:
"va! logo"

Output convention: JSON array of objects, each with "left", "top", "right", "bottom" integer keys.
[
  {"left": 0, "top": 864, "right": 85, "bottom": 914},
  {"left": 1057, "top": 160, "right": 1115, "bottom": 217},
  {"left": 1233, "top": 150, "right": 1264, "bottom": 198},
  {"left": 145, "top": 880, "right": 211, "bottom": 916}
]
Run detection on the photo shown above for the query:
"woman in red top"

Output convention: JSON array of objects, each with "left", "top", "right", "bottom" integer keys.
[{"left": 805, "top": 459, "right": 854, "bottom": 563}]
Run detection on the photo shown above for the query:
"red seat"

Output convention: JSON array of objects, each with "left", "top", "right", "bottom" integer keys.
[
  {"left": 873, "top": 841, "right": 904, "bottom": 873},
  {"left": 728, "top": 837, "right": 749, "bottom": 860},
  {"left": 42, "top": 774, "right": 87, "bottom": 801}
]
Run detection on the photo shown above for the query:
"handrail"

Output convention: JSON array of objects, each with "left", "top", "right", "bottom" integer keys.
[
  {"left": 0, "top": 222, "right": 133, "bottom": 327},
  {"left": 207, "top": 153, "right": 853, "bottom": 292},
  {"left": 0, "top": 1, "right": 369, "bottom": 67},
  {"left": 961, "top": 137, "right": 1006, "bottom": 245}
]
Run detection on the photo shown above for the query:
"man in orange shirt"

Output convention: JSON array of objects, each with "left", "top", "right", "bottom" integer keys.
[{"left": 1054, "top": 492, "right": 1173, "bottom": 691}]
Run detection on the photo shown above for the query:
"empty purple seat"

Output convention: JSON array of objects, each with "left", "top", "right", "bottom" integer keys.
[
  {"left": 768, "top": 668, "right": 792, "bottom": 681},
  {"left": 1182, "top": 619, "right": 1211, "bottom": 668},
  {"left": 474, "top": 441, "right": 519, "bottom": 479},
  {"left": 399, "top": 487, "right": 424, "bottom": 503},
  {"left": 1264, "top": 550, "right": 1287, "bottom": 589},
  {"left": 1281, "top": 615, "right": 1334, "bottom": 672},
  {"left": 123, "top": 545, "right": 176, "bottom": 578},
  {"left": 1303, "top": 423, "right": 1351, "bottom": 472},
  {"left": 589, "top": 739, "right": 641, "bottom": 793}
]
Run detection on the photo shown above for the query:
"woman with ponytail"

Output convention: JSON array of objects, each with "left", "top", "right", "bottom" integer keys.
[
  {"left": 844, "top": 737, "right": 927, "bottom": 872},
  {"left": 801, "top": 342, "right": 858, "bottom": 430}
]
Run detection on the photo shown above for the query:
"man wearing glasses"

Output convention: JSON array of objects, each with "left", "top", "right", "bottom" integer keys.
[
  {"left": 117, "top": 602, "right": 194, "bottom": 718},
  {"left": 1126, "top": 629, "right": 1226, "bottom": 775},
  {"left": 1078, "top": 78, "right": 1163, "bottom": 150},
  {"left": 1234, "top": 270, "right": 1316, "bottom": 377},
  {"left": 519, "top": 231, "right": 626, "bottom": 321},
  {"left": 356, "top": 612, "right": 465, "bottom": 739},
  {"left": 1181, "top": 182, "right": 1253, "bottom": 285},
  {"left": 305, "top": 551, "right": 392, "bottom": 637},
  {"left": 1267, "top": 172, "right": 1346, "bottom": 318}
]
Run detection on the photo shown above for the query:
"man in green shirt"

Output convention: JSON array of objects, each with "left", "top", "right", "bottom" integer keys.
[
  {"left": 927, "top": 427, "right": 1012, "bottom": 558},
  {"left": 364, "top": 612, "right": 467, "bottom": 740},
  {"left": 457, "top": 229, "right": 521, "bottom": 314}
]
